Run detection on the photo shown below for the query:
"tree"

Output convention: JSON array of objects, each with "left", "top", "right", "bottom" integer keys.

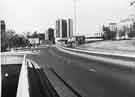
[
  {"left": 1, "top": 29, "right": 16, "bottom": 51},
  {"left": 1, "top": 29, "right": 30, "bottom": 52}
]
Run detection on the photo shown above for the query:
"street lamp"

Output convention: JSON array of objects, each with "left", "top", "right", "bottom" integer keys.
[{"left": 73, "top": 0, "right": 78, "bottom": 35}]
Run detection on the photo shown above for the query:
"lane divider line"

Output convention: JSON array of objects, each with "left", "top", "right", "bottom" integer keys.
[
  {"left": 89, "top": 68, "right": 96, "bottom": 72},
  {"left": 30, "top": 60, "right": 40, "bottom": 69},
  {"left": 16, "top": 55, "right": 30, "bottom": 97}
]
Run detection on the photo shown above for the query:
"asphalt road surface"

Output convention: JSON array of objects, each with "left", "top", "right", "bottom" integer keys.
[
  {"left": 27, "top": 46, "right": 135, "bottom": 97},
  {"left": 28, "top": 65, "right": 59, "bottom": 97}
]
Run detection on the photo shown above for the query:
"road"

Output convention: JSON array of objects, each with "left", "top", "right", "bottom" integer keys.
[{"left": 27, "top": 46, "right": 135, "bottom": 97}]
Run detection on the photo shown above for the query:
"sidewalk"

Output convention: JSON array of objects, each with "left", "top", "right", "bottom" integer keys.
[
  {"left": 78, "top": 40, "right": 135, "bottom": 58},
  {"left": 77, "top": 46, "right": 135, "bottom": 58}
]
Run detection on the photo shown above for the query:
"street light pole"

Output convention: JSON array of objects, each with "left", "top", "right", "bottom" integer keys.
[{"left": 73, "top": 0, "right": 77, "bottom": 35}]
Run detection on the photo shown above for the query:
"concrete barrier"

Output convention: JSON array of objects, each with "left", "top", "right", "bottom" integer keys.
[
  {"left": 16, "top": 55, "right": 30, "bottom": 97},
  {"left": 56, "top": 45, "right": 135, "bottom": 68}
]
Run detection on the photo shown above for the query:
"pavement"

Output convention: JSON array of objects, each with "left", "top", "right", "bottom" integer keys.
[
  {"left": 27, "top": 46, "right": 135, "bottom": 97},
  {"left": 56, "top": 45, "right": 135, "bottom": 68},
  {"left": 78, "top": 40, "right": 135, "bottom": 58}
]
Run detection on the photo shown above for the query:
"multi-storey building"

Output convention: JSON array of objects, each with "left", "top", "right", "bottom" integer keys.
[
  {"left": 0, "top": 20, "right": 6, "bottom": 35},
  {"left": 1, "top": 20, "right": 6, "bottom": 51},
  {"left": 55, "top": 18, "right": 73, "bottom": 41}
]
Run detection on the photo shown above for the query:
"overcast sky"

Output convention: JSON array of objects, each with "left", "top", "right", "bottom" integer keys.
[{"left": 0, "top": 0, "right": 135, "bottom": 35}]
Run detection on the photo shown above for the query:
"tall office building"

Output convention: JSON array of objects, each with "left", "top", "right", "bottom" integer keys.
[
  {"left": 55, "top": 18, "right": 73, "bottom": 40},
  {"left": 67, "top": 18, "right": 73, "bottom": 38},
  {"left": 1, "top": 20, "right": 6, "bottom": 41},
  {"left": 56, "top": 20, "right": 61, "bottom": 38},
  {"left": 1, "top": 20, "right": 6, "bottom": 51},
  {"left": 0, "top": 20, "right": 6, "bottom": 34},
  {"left": 62, "top": 19, "right": 67, "bottom": 38}
]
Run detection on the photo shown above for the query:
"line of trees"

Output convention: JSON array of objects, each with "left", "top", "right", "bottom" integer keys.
[{"left": 1, "top": 29, "right": 29, "bottom": 52}]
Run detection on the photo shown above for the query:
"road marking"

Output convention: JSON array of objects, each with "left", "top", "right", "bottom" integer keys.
[
  {"left": 30, "top": 60, "right": 40, "bottom": 69},
  {"left": 28, "top": 60, "right": 33, "bottom": 68},
  {"left": 89, "top": 68, "right": 96, "bottom": 72}
]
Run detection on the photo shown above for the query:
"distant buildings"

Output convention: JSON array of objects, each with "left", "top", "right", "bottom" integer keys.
[
  {"left": 45, "top": 28, "right": 55, "bottom": 42},
  {"left": 103, "top": 15, "right": 135, "bottom": 40},
  {"left": 48, "top": 28, "right": 54, "bottom": 41},
  {"left": 67, "top": 18, "right": 73, "bottom": 38},
  {"left": 55, "top": 18, "right": 73, "bottom": 41},
  {"left": 109, "top": 22, "right": 117, "bottom": 32},
  {"left": 27, "top": 32, "right": 45, "bottom": 45}
]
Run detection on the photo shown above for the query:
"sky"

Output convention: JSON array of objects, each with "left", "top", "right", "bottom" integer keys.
[{"left": 0, "top": 0, "right": 135, "bottom": 35}]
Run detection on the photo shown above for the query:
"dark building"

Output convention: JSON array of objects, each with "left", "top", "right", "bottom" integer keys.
[
  {"left": 48, "top": 28, "right": 54, "bottom": 41},
  {"left": 38, "top": 33, "right": 45, "bottom": 40},
  {"left": 62, "top": 20, "right": 67, "bottom": 38},
  {"left": 1, "top": 20, "right": 6, "bottom": 35},
  {"left": 1, "top": 20, "right": 6, "bottom": 51}
]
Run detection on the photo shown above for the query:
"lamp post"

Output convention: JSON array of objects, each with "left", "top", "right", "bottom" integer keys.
[{"left": 73, "top": 0, "right": 77, "bottom": 35}]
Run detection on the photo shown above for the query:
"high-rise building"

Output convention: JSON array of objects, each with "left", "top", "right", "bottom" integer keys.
[
  {"left": 62, "top": 19, "right": 67, "bottom": 38},
  {"left": 55, "top": 18, "right": 73, "bottom": 40},
  {"left": 56, "top": 20, "right": 60, "bottom": 38},
  {"left": 67, "top": 18, "right": 73, "bottom": 38},
  {"left": 0, "top": 20, "right": 6, "bottom": 34},
  {"left": 1, "top": 20, "right": 6, "bottom": 51}
]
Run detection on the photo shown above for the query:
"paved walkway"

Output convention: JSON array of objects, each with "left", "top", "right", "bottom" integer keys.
[{"left": 78, "top": 44, "right": 135, "bottom": 58}]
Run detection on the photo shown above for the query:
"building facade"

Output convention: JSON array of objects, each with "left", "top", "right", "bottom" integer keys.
[
  {"left": 55, "top": 18, "right": 73, "bottom": 41},
  {"left": 1, "top": 20, "right": 7, "bottom": 51},
  {"left": 0, "top": 20, "right": 6, "bottom": 36},
  {"left": 67, "top": 18, "right": 73, "bottom": 38}
]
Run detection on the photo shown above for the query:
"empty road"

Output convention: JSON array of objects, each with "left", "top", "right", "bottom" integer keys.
[{"left": 27, "top": 46, "right": 135, "bottom": 97}]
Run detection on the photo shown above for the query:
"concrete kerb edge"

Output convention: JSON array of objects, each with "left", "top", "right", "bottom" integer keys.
[
  {"left": 56, "top": 45, "right": 135, "bottom": 59},
  {"left": 55, "top": 45, "right": 135, "bottom": 68}
]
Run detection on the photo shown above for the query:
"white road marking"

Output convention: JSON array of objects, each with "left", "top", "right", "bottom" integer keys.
[
  {"left": 89, "top": 68, "right": 96, "bottom": 72},
  {"left": 27, "top": 60, "right": 33, "bottom": 68},
  {"left": 30, "top": 60, "right": 40, "bottom": 69}
]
